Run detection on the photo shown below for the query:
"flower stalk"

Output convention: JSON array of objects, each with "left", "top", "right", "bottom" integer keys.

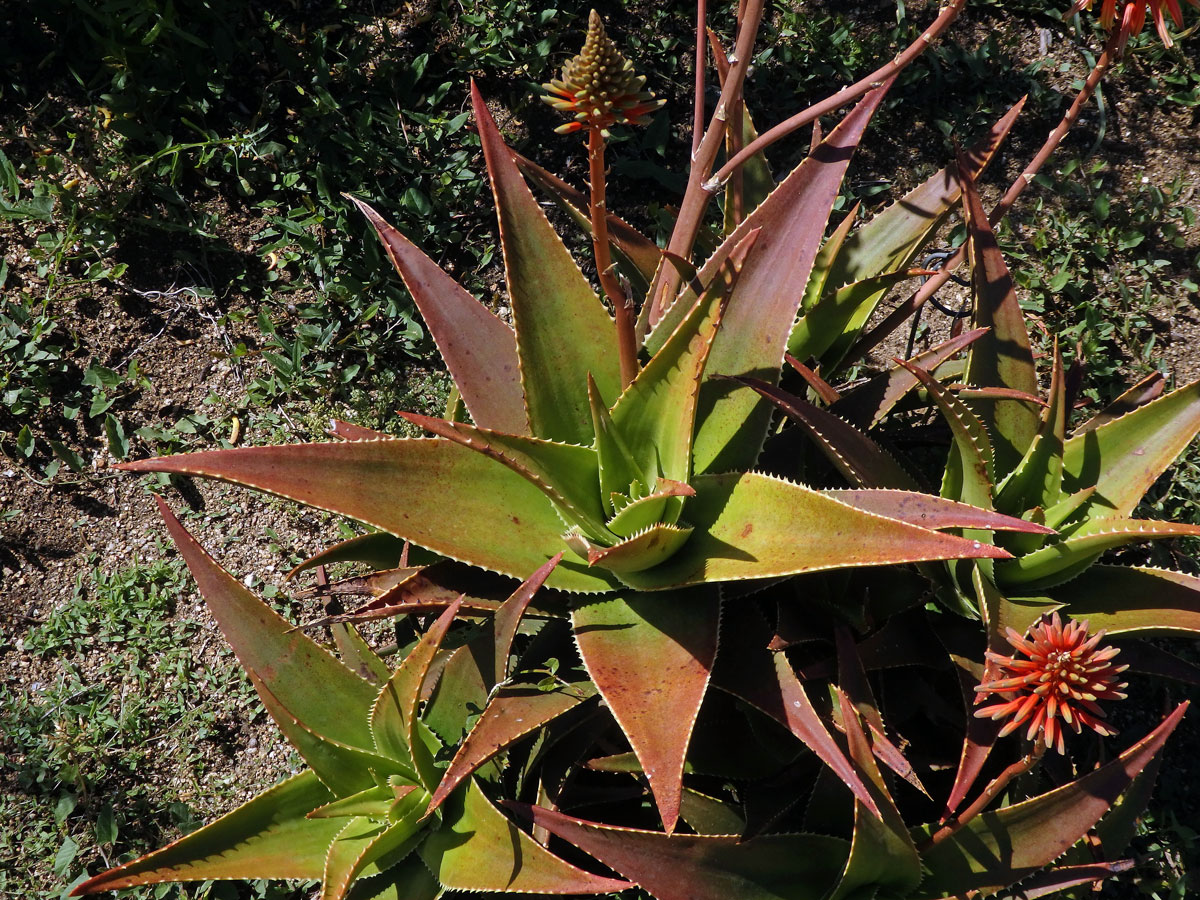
[{"left": 588, "top": 125, "right": 638, "bottom": 387}]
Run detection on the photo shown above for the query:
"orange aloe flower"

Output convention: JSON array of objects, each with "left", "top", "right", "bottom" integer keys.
[
  {"left": 1067, "top": 0, "right": 1199, "bottom": 49},
  {"left": 975, "top": 612, "right": 1129, "bottom": 754},
  {"left": 542, "top": 9, "right": 664, "bottom": 135}
]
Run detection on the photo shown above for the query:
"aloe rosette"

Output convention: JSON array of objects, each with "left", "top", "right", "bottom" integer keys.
[{"left": 82, "top": 6, "right": 1200, "bottom": 899}]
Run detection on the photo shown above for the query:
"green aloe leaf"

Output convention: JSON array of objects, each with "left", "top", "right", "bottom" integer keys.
[
  {"left": 605, "top": 481, "right": 693, "bottom": 538},
  {"left": 515, "top": 149, "right": 662, "bottom": 294},
  {"left": 959, "top": 159, "right": 1038, "bottom": 476},
  {"left": 472, "top": 83, "right": 622, "bottom": 445},
  {"left": 590, "top": 373, "right": 651, "bottom": 513},
  {"left": 371, "top": 599, "right": 462, "bottom": 788},
  {"left": 428, "top": 684, "right": 594, "bottom": 814},
  {"left": 347, "top": 196, "right": 527, "bottom": 435},
  {"left": 995, "top": 861, "right": 1135, "bottom": 899},
  {"left": 514, "top": 804, "right": 850, "bottom": 900},
  {"left": 1062, "top": 379, "right": 1200, "bottom": 521},
  {"left": 398, "top": 411, "right": 610, "bottom": 541},
  {"left": 253, "top": 675, "right": 413, "bottom": 796},
  {"left": 321, "top": 791, "right": 427, "bottom": 900},
  {"left": 118, "top": 441, "right": 618, "bottom": 594},
  {"left": 343, "top": 855, "right": 440, "bottom": 900},
  {"left": 800, "top": 202, "right": 859, "bottom": 315},
  {"left": 71, "top": 771, "right": 339, "bottom": 893},
  {"left": 572, "top": 589, "right": 721, "bottom": 833},
  {"left": 620, "top": 472, "right": 1010, "bottom": 591},
  {"left": 307, "top": 784, "right": 407, "bottom": 820},
  {"left": 789, "top": 269, "right": 936, "bottom": 365},
  {"left": 820, "top": 99, "right": 1025, "bottom": 369},
  {"left": 420, "top": 780, "right": 631, "bottom": 894},
  {"left": 915, "top": 703, "right": 1188, "bottom": 898},
  {"left": 996, "top": 517, "right": 1200, "bottom": 589},
  {"left": 588, "top": 523, "right": 696, "bottom": 575},
  {"left": 155, "top": 498, "right": 377, "bottom": 749},
  {"left": 648, "top": 81, "right": 893, "bottom": 475},
  {"left": 995, "top": 343, "right": 1066, "bottom": 517},
  {"left": 1040, "top": 565, "right": 1200, "bottom": 636},
  {"left": 833, "top": 328, "right": 986, "bottom": 428},
  {"left": 898, "top": 361, "right": 994, "bottom": 510},
  {"left": 613, "top": 232, "right": 756, "bottom": 486}
]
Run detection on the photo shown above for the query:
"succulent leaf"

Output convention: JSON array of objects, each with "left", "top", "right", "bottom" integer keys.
[
  {"left": 428, "top": 684, "right": 595, "bottom": 815},
  {"left": 618, "top": 472, "right": 1010, "bottom": 591},
  {"left": 833, "top": 328, "right": 987, "bottom": 428},
  {"left": 649, "top": 80, "right": 894, "bottom": 475},
  {"left": 513, "top": 804, "right": 851, "bottom": 900},
  {"left": 994, "top": 342, "right": 1067, "bottom": 517},
  {"left": 347, "top": 196, "right": 527, "bottom": 435},
  {"left": 1037, "top": 565, "right": 1200, "bottom": 636},
  {"left": 1061, "top": 378, "right": 1200, "bottom": 520},
  {"left": 915, "top": 703, "right": 1188, "bottom": 897},
  {"left": 730, "top": 375, "right": 919, "bottom": 489},
  {"left": 827, "top": 489, "right": 1055, "bottom": 535},
  {"left": 155, "top": 498, "right": 377, "bottom": 748},
  {"left": 70, "top": 771, "right": 340, "bottom": 893},
  {"left": 320, "top": 792, "right": 427, "bottom": 900},
  {"left": 1074, "top": 370, "right": 1166, "bottom": 435},
  {"left": 572, "top": 588, "right": 720, "bottom": 832},
  {"left": 715, "top": 609, "right": 880, "bottom": 816},
  {"left": 996, "top": 517, "right": 1200, "bottom": 589},
  {"left": 420, "top": 780, "right": 631, "bottom": 894},
  {"left": 118, "top": 441, "right": 618, "bottom": 593},
  {"left": 959, "top": 159, "right": 1039, "bottom": 476},
  {"left": 612, "top": 231, "right": 755, "bottom": 487},
  {"left": 586, "top": 523, "right": 696, "bottom": 575},
  {"left": 515, "top": 149, "right": 663, "bottom": 292},
  {"left": 371, "top": 599, "right": 462, "bottom": 789},
  {"left": 473, "top": 82, "right": 623, "bottom": 445}
]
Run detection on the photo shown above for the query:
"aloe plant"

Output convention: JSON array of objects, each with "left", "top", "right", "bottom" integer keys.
[{"left": 78, "top": 4, "right": 1199, "bottom": 899}]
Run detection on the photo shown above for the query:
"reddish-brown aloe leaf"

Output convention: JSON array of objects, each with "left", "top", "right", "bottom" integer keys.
[
  {"left": 511, "top": 804, "right": 850, "bottom": 900},
  {"left": 1074, "top": 371, "right": 1166, "bottom": 435},
  {"left": 493, "top": 553, "right": 562, "bottom": 687},
  {"left": 916, "top": 703, "right": 1188, "bottom": 897},
  {"left": 427, "top": 684, "right": 595, "bottom": 814},
  {"left": 420, "top": 780, "right": 631, "bottom": 895},
  {"left": 311, "top": 562, "right": 504, "bottom": 628},
  {"left": 118, "top": 441, "right": 617, "bottom": 593},
  {"left": 998, "top": 861, "right": 1135, "bottom": 899},
  {"left": 572, "top": 588, "right": 721, "bottom": 833},
  {"left": 514, "top": 149, "right": 663, "bottom": 291},
  {"left": 833, "top": 328, "right": 987, "bottom": 428},
  {"left": 715, "top": 608, "right": 880, "bottom": 816},
  {"left": 826, "top": 489, "right": 1054, "bottom": 535},
  {"left": 959, "top": 158, "right": 1038, "bottom": 477},
  {"left": 346, "top": 195, "right": 526, "bottom": 435},
  {"left": 1113, "top": 640, "right": 1200, "bottom": 686},
  {"left": 70, "top": 771, "right": 339, "bottom": 894},
  {"left": 155, "top": 498, "right": 377, "bottom": 749},
  {"left": 648, "top": 80, "right": 894, "bottom": 476},
  {"left": 726, "top": 374, "right": 918, "bottom": 489},
  {"left": 784, "top": 353, "right": 841, "bottom": 404},
  {"left": 472, "top": 82, "right": 622, "bottom": 446},
  {"left": 1047, "top": 565, "right": 1200, "bottom": 636},
  {"left": 326, "top": 419, "right": 392, "bottom": 441}
]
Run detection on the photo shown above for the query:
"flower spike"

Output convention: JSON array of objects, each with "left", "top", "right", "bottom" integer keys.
[
  {"left": 975, "top": 612, "right": 1129, "bottom": 754},
  {"left": 542, "top": 9, "right": 664, "bottom": 135}
]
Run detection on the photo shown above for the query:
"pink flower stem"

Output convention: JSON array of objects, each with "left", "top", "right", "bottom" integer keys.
[
  {"left": 922, "top": 742, "right": 1046, "bottom": 849},
  {"left": 589, "top": 125, "right": 638, "bottom": 388},
  {"left": 710, "top": 0, "right": 968, "bottom": 188},
  {"left": 842, "top": 23, "right": 1123, "bottom": 369},
  {"left": 692, "top": 0, "right": 707, "bottom": 159}
]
